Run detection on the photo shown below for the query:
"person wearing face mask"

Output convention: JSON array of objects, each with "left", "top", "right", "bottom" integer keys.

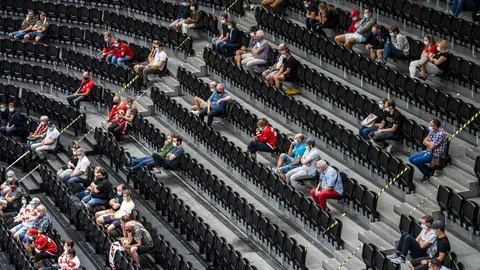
[
  {"left": 151, "top": 137, "right": 185, "bottom": 174},
  {"left": 100, "top": 31, "right": 116, "bottom": 61},
  {"left": 365, "top": 24, "right": 388, "bottom": 60},
  {"left": 47, "top": 240, "right": 81, "bottom": 270},
  {"left": 0, "top": 102, "right": 24, "bottom": 137},
  {"left": 216, "top": 20, "right": 241, "bottom": 56},
  {"left": 123, "top": 222, "right": 154, "bottom": 267},
  {"left": 31, "top": 122, "right": 60, "bottom": 162},
  {"left": 234, "top": 26, "right": 258, "bottom": 67},
  {"left": 285, "top": 139, "right": 321, "bottom": 186},
  {"left": 108, "top": 109, "right": 127, "bottom": 142},
  {"left": 0, "top": 180, "right": 22, "bottom": 218},
  {"left": 76, "top": 166, "right": 103, "bottom": 199},
  {"left": 169, "top": 0, "right": 191, "bottom": 30},
  {"left": 24, "top": 12, "right": 49, "bottom": 43},
  {"left": 191, "top": 81, "right": 217, "bottom": 114},
  {"left": 369, "top": 100, "right": 404, "bottom": 153},
  {"left": 0, "top": 103, "right": 8, "bottom": 125},
  {"left": 181, "top": 2, "right": 205, "bottom": 34},
  {"left": 123, "top": 133, "right": 177, "bottom": 173},
  {"left": 247, "top": 118, "right": 278, "bottom": 160},
  {"left": 134, "top": 41, "right": 167, "bottom": 87},
  {"left": 96, "top": 190, "right": 135, "bottom": 234},
  {"left": 5, "top": 195, "right": 29, "bottom": 227},
  {"left": 304, "top": 0, "right": 318, "bottom": 31},
  {"left": 20, "top": 205, "right": 52, "bottom": 242},
  {"left": 56, "top": 144, "right": 80, "bottom": 180},
  {"left": 359, "top": 98, "right": 389, "bottom": 140},
  {"left": 274, "top": 133, "right": 307, "bottom": 181},
  {"left": 10, "top": 198, "right": 40, "bottom": 239},
  {"left": 262, "top": 43, "right": 287, "bottom": 81},
  {"left": 124, "top": 97, "right": 137, "bottom": 130},
  {"left": 66, "top": 72, "right": 94, "bottom": 109},
  {"left": 8, "top": 10, "right": 37, "bottom": 40},
  {"left": 311, "top": 4, "right": 338, "bottom": 35},
  {"left": 80, "top": 169, "right": 112, "bottom": 213},
  {"left": 310, "top": 160, "right": 343, "bottom": 211},
  {"left": 408, "top": 221, "right": 450, "bottom": 270},
  {"left": 1, "top": 170, "right": 17, "bottom": 198},
  {"left": 24, "top": 228, "right": 58, "bottom": 268},
  {"left": 376, "top": 25, "right": 410, "bottom": 64},
  {"left": 335, "top": 7, "right": 376, "bottom": 49},
  {"left": 105, "top": 95, "right": 127, "bottom": 129},
  {"left": 270, "top": 48, "right": 299, "bottom": 88},
  {"left": 63, "top": 148, "right": 90, "bottom": 186},
  {"left": 409, "top": 119, "right": 448, "bottom": 183},
  {"left": 26, "top": 116, "right": 49, "bottom": 150},
  {"left": 240, "top": 30, "right": 270, "bottom": 72},
  {"left": 388, "top": 216, "right": 437, "bottom": 264},
  {"left": 198, "top": 83, "right": 232, "bottom": 126},
  {"left": 95, "top": 184, "right": 125, "bottom": 219},
  {"left": 409, "top": 35, "right": 437, "bottom": 78},
  {"left": 412, "top": 40, "right": 451, "bottom": 81},
  {"left": 111, "top": 38, "right": 135, "bottom": 67},
  {"left": 212, "top": 14, "right": 230, "bottom": 49}
]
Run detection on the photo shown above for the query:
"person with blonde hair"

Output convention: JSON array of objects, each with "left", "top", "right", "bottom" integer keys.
[
  {"left": 408, "top": 34, "right": 437, "bottom": 78},
  {"left": 246, "top": 118, "right": 277, "bottom": 159},
  {"left": 412, "top": 40, "right": 451, "bottom": 80}
]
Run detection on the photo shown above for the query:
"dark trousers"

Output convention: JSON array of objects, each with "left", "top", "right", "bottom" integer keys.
[
  {"left": 396, "top": 232, "right": 428, "bottom": 258},
  {"left": 66, "top": 95, "right": 89, "bottom": 109},
  {"left": 198, "top": 108, "right": 224, "bottom": 126},
  {"left": 247, "top": 141, "right": 275, "bottom": 154},
  {"left": 152, "top": 153, "right": 171, "bottom": 169},
  {"left": 218, "top": 42, "right": 240, "bottom": 55},
  {"left": 108, "top": 122, "right": 124, "bottom": 141},
  {"left": 0, "top": 126, "right": 22, "bottom": 137}
]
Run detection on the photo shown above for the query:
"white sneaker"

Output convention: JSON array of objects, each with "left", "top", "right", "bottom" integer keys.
[
  {"left": 386, "top": 253, "right": 399, "bottom": 260},
  {"left": 391, "top": 257, "right": 405, "bottom": 264},
  {"left": 191, "top": 110, "right": 199, "bottom": 115},
  {"left": 385, "top": 144, "right": 393, "bottom": 153}
]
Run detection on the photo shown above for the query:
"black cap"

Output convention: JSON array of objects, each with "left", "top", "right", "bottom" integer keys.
[
  {"left": 250, "top": 26, "right": 258, "bottom": 32},
  {"left": 430, "top": 220, "right": 444, "bottom": 230}
]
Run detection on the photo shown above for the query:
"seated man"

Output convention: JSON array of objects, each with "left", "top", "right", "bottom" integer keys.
[
  {"left": 246, "top": 118, "right": 277, "bottom": 160},
  {"left": 408, "top": 221, "right": 450, "bottom": 270},
  {"left": 269, "top": 48, "right": 299, "bottom": 88},
  {"left": 10, "top": 198, "right": 40, "bottom": 239},
  {"left": 66, "top": 72, "right": 94, "bottom": 109},
  {"left": 198, "top": 83, "right": 231, "bottom": 126},
  {"left": 365, "top": 25, "right": 388, "bottom": 61},
  {"left": 275, "top": 133, "right": 306, "bottom": 181},
  {"left": 79, "top": 169, "right": 112, "bottom": 213},
  {"left": 123, "top": 223, "right": 155, "bottom": 267},
  {"left": 56, "top": 144, "right": 80, "bottom": 180},
  {"left": 124, "top": 97, "right": 137, "bottom": 131},
  {"left": 334, "top": 7, "right": 376, "bottom": 49},
  {"left": 96, "top": 189, "right": 135, "bottom": 234},
  {"left": 376, "top": 26, "right": 409, "bottom": 64},
  {"left": 0, "top": 179, "right": 22, "bottom": 218},
  {"left": 134, "top": 41, "right": 167, "bottom": 87},
  {"left": 310, "top": 160, "right": 343, "bottom": 211},
  {"left": 1, "top": 170, "right": 17, "bottom": 198},
  {"left": 107, "top": 109, "right": 127, "bottom": 142},
  {"left": 169, "top": 0, "right": 191, "bottom": 30},
  {"left": 191, "top": 82, "right": 216, "bottom": 114},
  {"left": 27, "top": 115, "right": 49, "bottom": 150},
  {"left": 95, "top": 184, "right": 125, "bottom": 219},
  {"left": 20, "top": 205, "right": 52, "bottom": 242},
  {"left": 387, "top": 215, "right": 437, "bottom": 264},
  {"left": 262, "top": 43, "right": 287, "bottom": 81},
  {"left": 105, "top": 95, "right": 127, "bottom": 129},
  {"left": 358, "top": 98, "right": 388, "bottom": 140},
  {"left": 4, "top": 196, "right": 28, "bottom": 227},
  {"left": 369, "top": 100, "right": 403, "bottom": 152},
  {"left": 123, "top": 132, "right": 176, "bottom": 173},
  {"left": 240, "top": 30, "right": 270, "bottom": 72},
  {"left": 24, "top": 12, "right": 49, "bottom": 43},
  {"left": 31, "top": 122, "right": 60, "bottom": 162},
  {"left": 63, "top": 148, "right": 90, "bottom": 186},
  {"left": 8, "top": 9, "right": 36, "bottom": 40},
  {"left": 24, "top": 229, "right": 58, "bottom": 268},
  {"left": 0, "top": 102, "right": 24, "bottom": 137},
  {"left": 285, "top": 139, "right": 321, "bottom": 186},
  {"left": 304, "top": 0, "right": 318, "bottom": 31},
  {"left": 151, "top": 137, "right": 185, "bottom": 175},
  {"left": 234, "top": 26, "right": 258, "bottom": 67}
]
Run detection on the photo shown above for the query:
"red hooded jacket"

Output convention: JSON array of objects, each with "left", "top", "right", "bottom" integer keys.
[
  {"left": 113, "top": 43, "right": 135, "bottom": 59},
  {"left": 255, "top": 125, "right": 277, "bottom": 149}
]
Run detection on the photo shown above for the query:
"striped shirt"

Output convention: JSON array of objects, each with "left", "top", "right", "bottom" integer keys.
[{"left": 425, "top": 128, "right": 448, "bottom": 157}]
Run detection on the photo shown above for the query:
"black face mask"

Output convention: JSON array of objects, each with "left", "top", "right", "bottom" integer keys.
[
  {"left": 83, "top": 77, "right": 90, "bottom": 81},
  {"left": 113, "top": 101, "right": 119, "bottom": 105},
  {"left": 216, "top": 91, "right": 222, "bottom": 95}
]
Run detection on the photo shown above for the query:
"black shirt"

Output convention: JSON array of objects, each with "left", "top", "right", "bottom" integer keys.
[
  {"left": 91, "top": 179, "right": 113, "bottom": 200},
  {"left": 384, "top": 109, "right": 403, "bottom": 135},
  {"left": 283, "top": 56, "right": 299, "bottom": 78},
  {"left": 7, "top": 109, "right": 23, "bottom": 128},
  {"left": 434, "top": 52, "right": 451, "bottom": 73},
  {"left": 430, "top": 235, "right": 450, "bottom": 259},
  {"left": 221, "top": 24, "right": 228, "bottom": 38}
]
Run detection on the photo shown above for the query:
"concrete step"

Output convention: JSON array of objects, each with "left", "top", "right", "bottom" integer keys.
[
  {"left": 466, "top": 147, "right": 480, "bottom": 162},
  {"left": 20, "top": 172, "right": 42, "bottom": 194},
  {"left": 394, "top": 202, "right": 427, "bottom": 223},
  {"left": 331, "top": 249, "right": 366, "bottom": 270},
  {"left": 162, "top": 75, "right": 181, "bottom": 92},
  {"left": 134, "top": 94, "right": 155, "bottom": 117},
  {"left": 153, "top": 81, "right": 180, "bottom": 97},
  {"left": 430, "top": 167, "right": 478, "bottom": 198},
  {"left": 358, "top": 230, "right": 395, "bottom": 253},
  {"left": 370, "top": 222, "right": 399, "bottom": 247},
  {"left": 405, "top": 193, "right": 442, "bottom": 220},
  {"left": 168, "top": 57, "right": 205, "bottom": 77},
  {"left": 322, "top": 258, "right": 350, "bottom": 270}
]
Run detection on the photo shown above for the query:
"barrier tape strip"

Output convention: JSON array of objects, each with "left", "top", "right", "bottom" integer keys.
[
  {"left": 304, "top": 220, "right": 338, "bottom": 251},
  {"left": 449, "top": 111, "right": 480, "bottom": 141},
  {"left": 408, "top": 185, "right": 439, "bottom": 216},
  {"left": 74, "top": 127, "right": 95, "bottom": 146},
  {"left": 18, "top": 164, "right": 41, "bottom": 183},
  {"left": 336, "top": 243, "right": 364, "bottom": 270},
  {"left": 224, "top": 0, "right": 239, "bottom": 13},
  {"left": 58, "top": 114, "right": 85, "bottom": 135},
  {"left": 376, "top": 167, "right": 409, "bottom": 198},
  {"left": 115, "top": 75, "right": 139, "bottom": 96},
  {"left": 174, "top": 37, "right": 191, "bottom": 52}
]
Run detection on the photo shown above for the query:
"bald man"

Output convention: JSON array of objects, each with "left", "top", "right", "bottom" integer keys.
[
  {"left": 66, "top": 72, "right": 94, "bottom": 109},
  {"left": 310, "top": 160, "right": 343, "bottom": 211},
  {"left": 241, "top": 30, "right": 270, "bottom": 71},
  {"left": 262, "top": 43, "right": 287, "bottom": 81},
  {"left": 191, "top": 81, "right": 216, "bottom": 114}
]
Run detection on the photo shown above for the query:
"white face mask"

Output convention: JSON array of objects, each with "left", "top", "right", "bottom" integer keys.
[
  {"left": 428, "top": 126, "right": 434, "bottom": 132},
  {"left": 437, "top": 47, "right": 441, "bottom": 52},
  {"left": 117, "top": 191, "right": 122, "bottom": 196},
  {"left": 423, "top": 40, "right": 429, "bottom": 45},
  {"left": 9, "top": 108, "right": 14, "bottom": 112},
  {"left": 389, "top": 32, "right": 394, "bottom": 37},
  {"left": 172, "top": 142, "right": 177, "bottom": 147},
  {"left": 421, "top": 224, "right": 428, "bottom": 230},
  {"left": 72, "top": 151, "right": 77, "bottom": 156},
  {"left": 155, "top": 47, "right": 160, "bottom": 52},
  {"left": 48, "top": 127, "right": 54, "bottom": 132},
  {"left": 22, "top": 199, "right": 27, "bottom": 204},
  {"left": 351, "top": 16, "right": 357, "bottom": 21},
  {"left": 250, "top": 32, "right": 255, "bottom": 37},
  {"left": 221, "top": 19, "right": 225, "bottom": 24},
  {"left": 7, "top": 177, "right": 13, "bottom": 181},
  {"left": 210, "top": 87, "right": 215, "bottom": 92},
  {"left": 123, "top": 196, "right": 127, "bottom": 201},
  {"left": 190, "top": 6, "right": 195, "bottom": 11},
  {"left": 126, "top": 104, "right": 131, "bottom": 109},
  {"left": 227, "top": 25, "right": 232, "bottom": 30}
]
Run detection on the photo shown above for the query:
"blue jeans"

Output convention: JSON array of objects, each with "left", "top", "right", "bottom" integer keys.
[
  {"left": 359, "top": 125, "right": 378, "bottom": 140},
  {"left": 0, "top": 126, "right": 22, "bottom": 137},
  {"left": 278, "top": 154, "right": 301, "bottom": 173},
  {"left": 452, "top": 0, "right": 476, "bottom": 15},
  {"left": 112, "top": 55, "right": 132, "bottom": 67},
  {"left": 396, "top": 232, "right": 428, "bottom": 258},
  {"left": 66, "top": 95, "right": 89, "bottom": 109},
  {"left": 27, "top": 139, "right": 42, "bottom": 150},
  {"left": 81, "top": 195, "right": 107, "bottom": 207},
  {"left": 77, "top": 191, "right": 90, "bottom": 200},
  {"left": 217, "top": 42, "right": 240, "bottom": 55},
  {"left": 382, "top": 42, "right": 406, "bottom": 61},
  {"left": 64, "top": 174, "right": 84, "bottom": 186},
  {"left": 409, "top": 152, "right": 433, "bottom": 177},
  {"left": 198, "top": 108, "right": 225, "bottom": 126},
  {"left": 9, "top": 31, "right": 28, "bottom": 39},
  {"left": 129, "top": 156, "right": 154, "bottom": 171}
]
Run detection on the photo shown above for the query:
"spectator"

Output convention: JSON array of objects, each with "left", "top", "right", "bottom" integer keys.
[
  {"left": 412, "top": 40, "right": 451, "bottom": 81},
  {"left": 269, "top": 48, "right": 299, "bottom": 88},
  {"left": 359, "top": 98, "right": 388, "bottom": 140},
  {"left": 105, "top": 95, "right": 127, "bottom": 129},
  {"left": 8, "top": 10, "right": 36, "bottom": 40},
  {"left": 0, "top": 103, "right": 7, "bottom": 125},
  {"left": 312, "top": 4, "right": 338, "bottom": 34},
  {"left": 1, "top": 170, "right": 17, "bottom": 198},
  {"left": 262, "top": 43, "right": 287, "bottom": 81},
  {"left": 198, "top": 83, "right": 231, "bottom": 126},
  {"left": 80, "top": 169, "right": 112, "bottom": 212},
  {"left": 377, "top": 25, "right": 409, "bottom": 64},
  {"left": 388, "top": 215, "right": 437, "bottom": 264},
  {"left": 4, "top": 196, "right": 28, "bottom": 227},
  {"left": 0, "top": 102, "right": 24, "bottom": 137},
  {"left": 96, "top": 190, "right": 135, "bottom": 234},
  {"left": 181, "top": 3, "right": 205, "bottom": 34},
  {"left": 134, "top": 41, "right": 167, "bottom": 87},
  {"left": 345, "top": 10, "right": 362, "bottom": 34},
  {"left": 427, "top": 259, "right": 451, "bottom": 270},
  {"left": 234, "top": 26, "right": 258, "bottom": 67},
  {"left": 100, "top": 32, "right": 116, "bottom": 62},
  {"left": 10, "top": 197, "right": 39, "bottom": 237},
  {"left": 24, "top": 229, "right": 58, "bottom": 268},
  {"left": 409, "top": 34, "right": 437, "bottom": 78},
  {"left": 285, "top": 139, "right": 321, "bottom": 186},
  {"left": 304, "top": 0, "right": 318, "bottom": 31},
  {"left": 408, "top": 221, "right": 450, "bottom": 270},
  {"left": 124, "top": 97, "right": 137, "bottom": 131},
  {"left": 0, "top": 179, "right": 22, "bottom": 218},
  {"left": 369, "top": 100, "right": 403, "bottom": 152},
  {"left": 46, "top": 246, "right": 81, "bottom": 270},
  {"left": 151, "top": 137, "right": 185, "bottom": 174},
  {"left": 31, "top": 123, "right": 60, "bottom": 162},
  {"left": 216, "top": 20, "right": 241, "bottom": 55},
  {"left": 95, "top": 184, "right": 125, "bottom": 219},
  {"left": 27, "top": 116, "right": 49, "bottom": 150},
  {"left": 66, "top": 72, "right": 94, "bottom": 109},
  {"left": 76, "top": 166, "right": 103, "bottom": 199},
  {"left": 473, "top": 9, "right": 480, "bottom": 24},
  {"left": 56, "top": 144, "right": 80, "bottom": 180},
  {"left": 409, "top": 119, "right": 448, "bottom": 183},
  {"left": 212, "top": 14, "right": 230, "bottom": 50},
  {"left": 63, "top": 148, "right": 90, "bottom": 186},
  {"left": 123, "top": 222, "right": 154, "bottom": 267},
  {"left": 108, "top": 109, "right": 127, "bottom": 141},
  {"left": 365, "top": 25, "right": 388, "bottom": 60},
  {"left": 247, "top": 118, "right": 277, "bottom": 160},
  {"left": 111, "top": 39, "right": 135, "bottom": 67},
  {"left": 241, "top": 30, "right": 270, "bottom": 72},
  {"left": 261, "top": 0, "right": 285, "bottom": 14},
  {"left": 123, "top": 132, "right": 176, "bottom": 173},
  {"left": 191, "top": 82, "right": 216, "bottom": 114},
  {"left": 23, "top": 12, "right": 49, "bottom": 43},
  {"left": 20, "top": 205, "right": 52, "bottom": 242},
  {"left": 335, "top": 7, "right": 376, "bottom": 49},
  {"left": 169, "top": 0, "right": 191, "bottom": 30},
  {"left": 310, "top": 160, "right": 343, "bottom": 211},
  {"left": 447, "top": 0, "right": 478, "bottom": 16},
  {"left": 274, "top": 133, "right": 307, "bottom": 181}
]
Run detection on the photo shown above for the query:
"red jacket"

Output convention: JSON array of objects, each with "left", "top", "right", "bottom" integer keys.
[
  {"left": 35, "top": 234, "right": 58, "bottom": 255},
  {"left": 255, "top": 125, "right": 277, "bottom": 149},
  {"left": 347, "top": 18, "right": 362, "bottom": 33},
  {"left": 113, "top": 43, "right": 135, "bottom": 59},
  {"left": 108, "top": 102, "right": 127, "bottom": 120}
]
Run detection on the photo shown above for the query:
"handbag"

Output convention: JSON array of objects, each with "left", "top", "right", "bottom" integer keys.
[{"left": 430, "top": 156, "right": 448, "bottom": 170}]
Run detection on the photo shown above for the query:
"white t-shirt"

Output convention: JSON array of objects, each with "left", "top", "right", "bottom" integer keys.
[
  {"left": 419, "top": 228, "right": 437, "bottom": 255},
  {"left": 114, "top": 200, "right": 135, "bottom": 219},
  {"left": 153, "top": 50, "right": 167, "bottom": 70},
  {"left": 45, "top": 128, "right": 60, "bottom": 147},
  {"left": 301, "top": 147, "right": 321, "bottom": 175},
  {"left": 73, "top": 156, "right": 90, "bottom": 178}
]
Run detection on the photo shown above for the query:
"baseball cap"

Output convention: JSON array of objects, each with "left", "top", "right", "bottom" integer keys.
[
  {"left": 30, "top": 198, "right": 40, "bottom": 204},
  {"left": 305, "top": 139, "right": 316, "bottom": 146},
  {"left": 430, "top": 220, "right": 445, "bottom": 230},
  {"left": 349, "top": 10, "right": 360, "bottom": 18},
  {"left": 27, "top": 229, "right": 39, "bottom": 236}
]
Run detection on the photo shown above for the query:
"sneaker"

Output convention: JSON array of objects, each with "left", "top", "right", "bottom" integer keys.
[
  {"left": 191, "top": 110, "right": 200, "bottom": 116},
  {"left": 446, "top": 10, "right": 453, "bottom": 15},
  {"left": 386, "top": 252, "right": 400, "bottom": 260},
  {"left": 385, "top": 144, "right": 393, "bottom": 153},
  {"left": 391, "top": 256, "right": 405, "bottom": 264},
  {"left": 421, "top": 175, "right": 430, "bottom": 183},
  {"left": 151, "top": 170, "right": 162, "bottom": 175},
  {"left": 122, "top": 166, "right": 130, "bottom": 173}
]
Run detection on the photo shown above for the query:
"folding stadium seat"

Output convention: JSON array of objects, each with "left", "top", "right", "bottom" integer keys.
[
  {"left": 459, "top": 61, "right": 473, "bottom": 85},
  {"left": 450, "top": 18, "right": 463, "bottom": 42},
  {"left": 450, "top": 192, "right": 466, "bottom": 221},
  {"left": 462, "top": 199, "right": 479, "bottom": 231},
  {"left": 448, "top": 56, "right": 462, "bottom": 81},
  {"left": 59, "top": 25, "right": 72, "bottom": 43},
  {"left": 362, "top": 243, "right": 377, "bottom": 269},
  {"left": 22, "top": 63, "right": 34, "bottom": 82},
  {"left": 446, "top": 98, "right": 461, "bottom": 124},
  {"left": 72, "top": 27, "right": 84, "bottom": 44},
  {"left": 10, "top": 61, "right": 22, "bottom": 80},
  {"left": 411, "top": 124, "right": 428, "bottom": 150},
  {"left": 353, "top": 184, "right": 367, "bottom": 211},
  {"left": 12, "top": 40, "right": 24, "bottom": 57}
]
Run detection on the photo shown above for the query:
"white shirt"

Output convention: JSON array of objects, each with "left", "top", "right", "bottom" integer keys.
[
  {"left": 73, "top": 156, "right": 90, "bottom": 178},
  {"left": 301, "top": 147, "right": 321, "bottom": 175},
  {"left": 275, "top": 55, "right": 285, "bottom": 69},
  {"left": 45, "top": 128, "right": 60, "bottom": 147},
  {"left": 420, "top": 227, "right": 438, "bottom": 256},
  {"left": 152, "top": 50, "right": 167, "bottom": 70},
  {"left": 114, "top": 200, "right": 135, "bottom": 219}
]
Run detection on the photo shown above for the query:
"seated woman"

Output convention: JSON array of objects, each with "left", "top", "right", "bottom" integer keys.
[
  {"left": 108, "top": 110, "right": 127, "bottom": 142},
  {"left": 246, "top": 118, "right": 277, "bottom": 160},
  {"left": 124, "top": 97, "right": 137, "bottom": 132},
  {"left": 26, "top": 115, "right": 48, "bottom": 150},
  {"left": 411, "top": 40, "right": 451, "bottom": 81},
  {"left": 376, "top": 25, "right": 409, "bottom": 64},
  {"left": 408, "top": 34, "right": 437, "bottom": 78},
  {"left": 111, "top": 39, "right": 135, "bottom": 68},
  {"left": 181, "top": 3, "right": 204, "bottom": 34},
  {"left": 312, "top": 4, "right": 338, "bottom": 35},
  {"left": 216, "top": 20, "right": 241, "bottom": 56}
]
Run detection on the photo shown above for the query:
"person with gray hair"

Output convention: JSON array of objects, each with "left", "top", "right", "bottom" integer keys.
[
  {"left": 198, "top": 83, "right": 231, "bottom": 126},
  {"left": 31, "top": 122, "right": 60, "bottom": 162},
  {"left": 240, "top": 30, "right": 270, "bottom": 71},
  {"left": 191, "top": 81, "right": 217, "bottom": 114},
  {"left": 234, "top": 26, "right": 258, "bottom": 67},
  {"left": 285, "top": 139, "right": 321, "bottom": 186},
  {"left": 1, "top": 170, "right": 17, "bottom": 197},
  {"left": 274, "top": 133, "right": 307, "bottom": 181},
  {"left": 310, "top": 160, "right": 343, "bottom": 211},
  {"left": 262, "top": 43, "right": 287, "bottom": 81},
  {"left": 27, "top": 115, "right": 49, "bottom": 150}
]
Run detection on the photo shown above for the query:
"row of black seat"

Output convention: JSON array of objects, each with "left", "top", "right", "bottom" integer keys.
[
  {"left": 255, "top": 8, "right": 480, "bottom": 113},
  {"left": 123, "top": 0, "right": 245, "bottom": 17},
  {"left": 0, "top": 82, "right": 19, "bottom": 103},
  {"left": 0, "top": 133, "right": 30, "bottom": 171},
  {"left": 93, "top": 129, "right": 258, "bottom": 270},
  {"left": 437, "top": 185, "right": 480, "bottom": 234},
  {"left": 202, "top": 48, "right": 416, "bottom": 192}
]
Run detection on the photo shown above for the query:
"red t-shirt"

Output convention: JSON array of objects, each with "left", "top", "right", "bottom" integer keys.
[
  {"left": 108, "top": 102, "right": 127, "bottom": 120},
  {"left": 35, "top": 235, "right": 58, "bottom": 255},
  {"left": 255, "top": 125, "right": 277, "bottom": 149},
  {"left": 423, "top": 44, "right": 437, "bottom": 55},
  {"left": 79, "top": 79, "right": 94, "bottom": 98}
]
